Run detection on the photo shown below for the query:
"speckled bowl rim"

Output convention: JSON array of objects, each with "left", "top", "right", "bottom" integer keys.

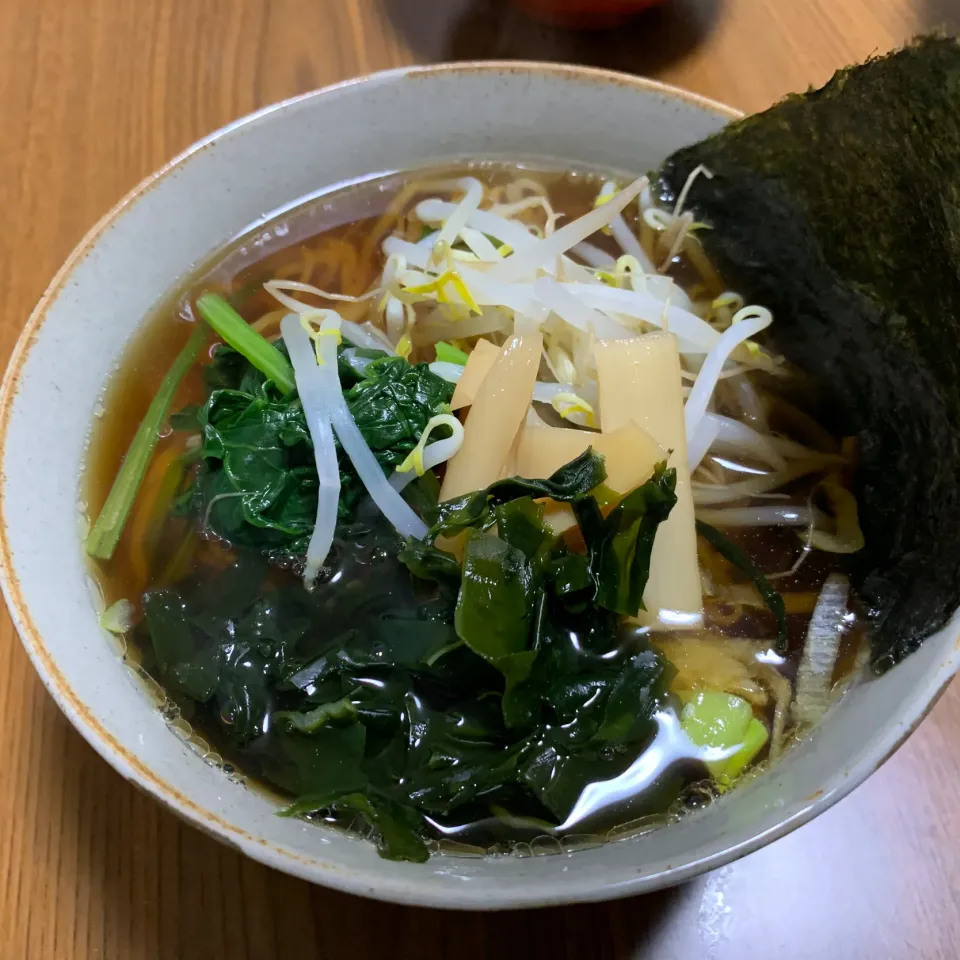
[{"left": 1, "top": 61, "right": 957, "bottom": 910}]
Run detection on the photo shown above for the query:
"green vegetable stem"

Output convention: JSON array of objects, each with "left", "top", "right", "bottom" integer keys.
[
  {"left": 434, "top": 341, "right": 470, "bottom": 365},
  {"left": 196, "top": 292, "right": 296, "bottom": 395},
  {"left": 85, "top": 324, "right": 206, "bottom": 560}
]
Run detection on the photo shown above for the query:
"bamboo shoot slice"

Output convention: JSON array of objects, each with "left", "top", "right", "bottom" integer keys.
[
  {"left": 515, "top": 421, "right": 664, "bottom": 496},
  {"left": 499, "top": 428, "right": 524, "bottom": 480},
  {"left": 440, "top": 333, "right": 542, "bottom": 500},
  {"left": 450, "top": 338, "right": 501, "bottom": 410},
  {"left": 595, "top": 333, "right": 703, "bottom": 628},
  {"left": 542, "top": 500, "right": 578, "bottom": 536}
]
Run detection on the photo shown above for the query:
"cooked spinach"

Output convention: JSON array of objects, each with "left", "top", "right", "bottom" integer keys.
[
  {"left": 190, "top": 344, "right": 454, "bottom": 565},
  {"left": 344, "top": 355, "right": 454, "bottom": 469},
  {"left": 196, "top": 384, "right": 318, "bottom": 555}
]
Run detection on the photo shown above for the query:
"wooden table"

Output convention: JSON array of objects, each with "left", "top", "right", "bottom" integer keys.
[{"left": 1, "top": 1, "right": 958, "bottom": 956}]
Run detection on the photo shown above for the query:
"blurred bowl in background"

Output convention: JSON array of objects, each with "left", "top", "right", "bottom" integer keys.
[{"left": 512, "top": 0, "right": 667, "bottom": 29}]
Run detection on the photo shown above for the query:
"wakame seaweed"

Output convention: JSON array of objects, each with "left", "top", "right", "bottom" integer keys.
[
  {"left": 422, "top": 447, "right": 608, "bottom": 541},
  {"left": 191, "top": 343, "right": 454, "bottom": 565},
  {"left": 659, "top": 35, "right": 960, "bottom": 670},
  {"left": 142, "top": 357, "right": 680, "bottom": 858},
  {"left": 575, "top": 464, "right": 678, "bottom": 618}
]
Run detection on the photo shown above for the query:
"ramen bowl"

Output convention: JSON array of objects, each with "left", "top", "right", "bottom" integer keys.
[{"left": 1, "top": 62, "right": 958, "bottom": 910}]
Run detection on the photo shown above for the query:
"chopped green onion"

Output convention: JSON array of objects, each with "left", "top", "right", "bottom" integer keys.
[
  {"left": 85, "top": 324, "right": 206, "bottom": 560},
  {"left": 681, "top": 689, "right": 769, "bottom": 786},
  {"left": 434, "top": 341, "right": 470, "bottom": 365},
  {"left": 722, "top": 717, "right": 769, "bottom": 781},
  {"left": 99, "top": 598, "right": 136, "bottom": 634},
  {"left": 195, "top": 292, "right": 295, "bottom": 395}
]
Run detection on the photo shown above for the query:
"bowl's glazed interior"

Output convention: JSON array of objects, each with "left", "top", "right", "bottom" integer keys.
[{"left": 1, "top": 63, "right": 957, "bottom": 909}]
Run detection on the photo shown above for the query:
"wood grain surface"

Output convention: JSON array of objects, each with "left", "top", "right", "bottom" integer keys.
[{"left": 1, "top": 1, "right": 959, "bottom": 957}]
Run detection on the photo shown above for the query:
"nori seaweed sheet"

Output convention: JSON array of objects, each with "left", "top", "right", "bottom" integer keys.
[{"left": 658, "top": 36, "right": 960, "bottom": 671}]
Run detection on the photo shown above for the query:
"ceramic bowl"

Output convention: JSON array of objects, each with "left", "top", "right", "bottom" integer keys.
[{"left": 1, "top": 63, "right": 958, "bottom": 910}]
